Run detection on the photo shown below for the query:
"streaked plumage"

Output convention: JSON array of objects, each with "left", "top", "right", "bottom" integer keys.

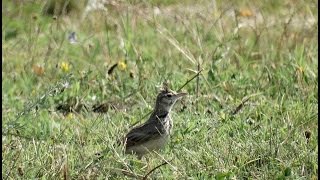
[{"left": 124, "top": 88, "right": 187, "bottom": 158}]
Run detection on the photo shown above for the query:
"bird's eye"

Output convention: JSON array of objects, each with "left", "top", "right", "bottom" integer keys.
[{"left": 166, "top": 94, "right": 172, "bottom": 97}]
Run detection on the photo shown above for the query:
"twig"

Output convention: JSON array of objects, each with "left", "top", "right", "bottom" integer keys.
[
  {"left": 196, "top": 63, "right": 201, "bottom": 111},
  {"left": 177, "top": 68, "right": 203, "bottom": 92},
  {"left": 231, "top": 93, "right": 262, "bottom": 115},
  {"left": 142, "top": 161, "right": 170, "bottom": 180},
  {"left": 231, "top": 97, "right": 250, "bottom": 115}
]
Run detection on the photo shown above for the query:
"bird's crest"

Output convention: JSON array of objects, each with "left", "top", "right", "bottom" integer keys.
[{"left": 161, "top": 80, "right": 170, "bottom": 93}]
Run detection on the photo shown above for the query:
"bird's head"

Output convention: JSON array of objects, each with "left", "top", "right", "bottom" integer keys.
[{"left": 155, "top": 86, "right": 187, "bottom": 112}]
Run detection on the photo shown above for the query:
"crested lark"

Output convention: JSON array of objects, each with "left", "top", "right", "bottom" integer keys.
[{"left": 123, "top": 87, "right": 187, "bottom": 158}]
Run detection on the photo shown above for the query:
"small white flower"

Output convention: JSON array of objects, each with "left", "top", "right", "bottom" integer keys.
[{"left": 62, "top": 81, "right": 70, "bottom": 89}]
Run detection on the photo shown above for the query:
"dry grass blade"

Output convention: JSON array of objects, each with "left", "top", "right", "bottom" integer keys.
[{"left": 157, "top": 26, "right": 196, "bottom": 65}]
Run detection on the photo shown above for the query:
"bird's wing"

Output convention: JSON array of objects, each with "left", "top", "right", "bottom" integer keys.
[{"left": 124, "top": 121, "right": 163, "bottom": 147}]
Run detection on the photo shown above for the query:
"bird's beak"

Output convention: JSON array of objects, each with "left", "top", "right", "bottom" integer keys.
[{"left": 174, "top": 92, "right": 187, "bottom": 99}]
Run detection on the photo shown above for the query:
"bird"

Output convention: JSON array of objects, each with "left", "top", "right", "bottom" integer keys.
[{"left": 123, "top": 86, "right": 187, "bottom": 159}]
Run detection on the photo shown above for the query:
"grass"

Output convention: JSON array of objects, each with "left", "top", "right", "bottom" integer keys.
[{"left": 2, "top": 0, "right": 318, "bottom": 179}]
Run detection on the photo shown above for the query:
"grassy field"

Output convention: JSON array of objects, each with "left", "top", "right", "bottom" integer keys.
[{"left": 2, "top": 0, "right": 318, "bottom": 179}]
